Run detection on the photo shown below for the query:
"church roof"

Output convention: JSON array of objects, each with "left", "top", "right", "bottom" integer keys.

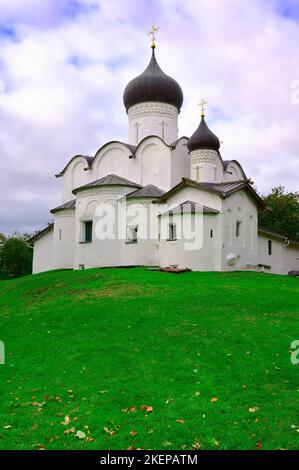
[
  {"left": 55, "top": 155, "right": 93, "bottom": 178},
  {"left": 123, "top": 47, "right": 183, "bottom": 113},
  {"left": 72, "top": 174, "right": 142, "bottom": 195},
  {"left": 159, "top": 201, "right": 219, "bottom": 216},
  {"left": 50, "top": 199, "right": 76, "bottom": 214},
  {"left": 29, "top": 223, "right": 54, "bottom": 243},
  {"left": 127, "top": 184, "right": 165, "bottom": 199},
  {"left": 160, "top": 178, "right": 267, "bottom": 211},
  {"left": 188, "top": 116, "right": 220, "bottom": 152}
]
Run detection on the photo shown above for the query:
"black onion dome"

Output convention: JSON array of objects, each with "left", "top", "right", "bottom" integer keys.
[
  {"left": 187, "top": 116, "right": 220, "bottom": 152},
  {"left": 123, "top": 48, "right": 183, "bottom": 113}
]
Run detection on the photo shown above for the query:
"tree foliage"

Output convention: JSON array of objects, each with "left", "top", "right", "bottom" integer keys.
[
  {"left": 259, "top": 186, "right": 299, "bottom": 241},
  {"left": 0, "top": 236, "right": 33, "bottom": 279}
]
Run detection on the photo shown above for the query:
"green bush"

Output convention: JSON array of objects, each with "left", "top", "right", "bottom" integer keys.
[{"left": 0, "top": 236, "right": 33, "bottom": 279}]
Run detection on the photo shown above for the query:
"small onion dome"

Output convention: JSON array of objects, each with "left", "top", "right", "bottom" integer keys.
[
  {"left": 187, "top": 116, "right": 220, "bottom": 152},
  {"left": 123, "top": 48, "right": 183, "bottom": 113}
]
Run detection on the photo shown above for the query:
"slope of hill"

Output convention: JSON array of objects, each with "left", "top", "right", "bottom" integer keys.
[{"left": 0, "top": 268, "right": 299, "bottom": 450}]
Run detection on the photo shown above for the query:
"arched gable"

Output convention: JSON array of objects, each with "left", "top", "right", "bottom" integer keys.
[
  {"left": 60, "top": 155, "right": 91, "bottom": 203},
  {"left": 92, "top": 142, "right": 135, "bottom": 181},
  {"left": 135, "top": 136, "right": 171, "bottom": 191},
  {"left": 224, "top": 160, "right": 247, "bottom": 182}
]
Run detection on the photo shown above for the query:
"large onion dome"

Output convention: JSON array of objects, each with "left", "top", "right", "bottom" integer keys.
[
  {"left": 123, "top": 47, "right": 183, "bottom": 113},
  {"left": 187, "top": 116, "right": 220, "bottom": 152}
]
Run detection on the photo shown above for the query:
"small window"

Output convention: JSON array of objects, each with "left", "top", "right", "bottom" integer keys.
[
  {"left": 196, "top": 166, "right": 200, "bottom": 181},
  {"left": 84, "top": 221, "right": 93, "bottom": 243},
  {"left": 236, "top": 221, "right": 242, "bottom": 238},
  {"left": 59, "top": 229, "right": 62, "bottom": 241},
  {"left": 127, "top": 226, "right": 138, "bottom": 243},
  {"left": 210, "top": 229, "right": 213, "bottom": 238},
  {"left": 168, "top": 223, "right": 177, "bottom": 241},
  {"left": 268, "top": 240, "right": 272, "bottom": 255}
]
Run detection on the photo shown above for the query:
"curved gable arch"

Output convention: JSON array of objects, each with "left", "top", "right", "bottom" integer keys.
[
  {"left": 135, "top": 136, "right": 171, "bottom": 190},
  {"left": 93, "top": 142, "right": 134, "bottom": 180},
  {"left": 60, "top": 156, "right": 90, "bottom": 202},
  {"left": 225, "top": 160, "right": 247, "bottom": 181}
]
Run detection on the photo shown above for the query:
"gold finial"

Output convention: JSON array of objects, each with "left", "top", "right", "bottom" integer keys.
[
  {"left": 148, "top": 23, "right": 159, "bottom": 49},
  {"left": 198, "top": 98, "right": 208, "bottom": 117}
]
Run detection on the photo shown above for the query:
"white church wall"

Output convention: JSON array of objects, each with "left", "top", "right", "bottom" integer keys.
[
  {"left": 170, "top": 139, "right": 190, "bottom": 187},
  {"left": 258, "top": 234, "right": 299, "bottom": 275},
  {"left": 163, "top": 186, "right": 222, "bottom": 212},
  {"left": 257, "top": 234, "right": 285, "bottom": 274},
  {"left": 157, "top": 187, "right": 222, "bottom": 271},
  {"left": 60, "top": 157, "right": 90, "bottom": 204},
  {"left": 74, "top": 186, "right": 133, "bottom": 270},
  {"left": 53, "top": 211, "right": 76, "bottom": 270},
  {"left": 92, "top": 143, "right": 140, "bottom": 183},
  {"left": 137, "top": 137, "right": 172, "bottom": 191},
  {"left": 223, "top": 161, "right": 245, "bottom": 182},
  {"left": 284, "top": 243, "right": 299, "bottom": 274},
  {"left": 158, "top": 212, "right": 221, "bottom": 271},
  {"left": 222, "top": 190, "right": 258, "bottom": 271},
  {"left": 190, "top": 149, "right": 224, "bottom": 183},
  {"left": 32, "top": 229, "right": 54, "bottom": 274},
  {"left": 121, "top": 199, "right": 160, "bottom": 266},
  {"left": 128, "top": 102, "right": 178, "bottom": 145}
]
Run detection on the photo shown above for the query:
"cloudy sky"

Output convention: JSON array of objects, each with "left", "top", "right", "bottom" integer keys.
[{"left": 0, "top": 0, "right": 298, "bottom": 235}]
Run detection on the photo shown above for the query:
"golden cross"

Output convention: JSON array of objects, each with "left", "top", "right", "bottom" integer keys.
[
  {"left": 148, "top": 23, "right": 159, "bottom": 48},
  {"left": 198, "top": 98, "right": 208, "bottom": 117}
]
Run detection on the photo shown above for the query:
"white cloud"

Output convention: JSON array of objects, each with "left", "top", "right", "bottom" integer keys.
[{"left": 0, "top": 0, "right": 298, "bottom": 234}]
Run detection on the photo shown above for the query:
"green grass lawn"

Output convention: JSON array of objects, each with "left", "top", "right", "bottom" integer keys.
[{"left": 0, "top": 268, "right": 299, "bottom": 450}]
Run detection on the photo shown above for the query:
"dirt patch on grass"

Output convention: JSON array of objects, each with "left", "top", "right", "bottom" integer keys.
[{"left": 71, "top": 283, "right": 150, "bottom": 300}]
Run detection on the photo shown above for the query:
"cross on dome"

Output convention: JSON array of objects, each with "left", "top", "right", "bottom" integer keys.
[
  {"left": 198, "top": 98, "right": 208, "bottom": 117},
  {"left": 148, "top": 23, "right": 159, "bottom": 49}
]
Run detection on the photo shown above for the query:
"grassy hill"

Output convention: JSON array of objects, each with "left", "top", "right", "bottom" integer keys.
[{"left": 0, "top": 268, "right": 299, "bottom": 450}]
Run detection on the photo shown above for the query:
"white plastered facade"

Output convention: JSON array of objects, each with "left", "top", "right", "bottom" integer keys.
[{"left": 32, "top": 100, "right": 299, "bottom": 274}]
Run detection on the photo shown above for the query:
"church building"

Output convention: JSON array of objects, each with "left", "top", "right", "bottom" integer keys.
[{"left": 31, "top": 29, "right": 299, "bottom": 275}]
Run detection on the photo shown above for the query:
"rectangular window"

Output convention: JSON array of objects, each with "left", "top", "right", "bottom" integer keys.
[
  {"left": 168, "top": 223, "right": 177, "bottom": 241},
  {"left": 84, "top": 221, "right": 93, "bottom": 243},
  {"left": 210, "top": 229, "right": 213, "bottom": 238},
  {"left": 59, "top": 229, "right": 62, "bottom": 241},
  {"left": 236, "top": 221, "right": 242, "bottom": 238},
  {"left": 127, "top": 226, "right": 138, "bottom": 243},
  {"left": 268, "top": 240, "right": 272, "bottom": 255}
]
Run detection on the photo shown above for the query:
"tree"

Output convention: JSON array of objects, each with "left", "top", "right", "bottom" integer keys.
[
  {"left": 259, "top": 186, "right": 299, "bottom": 241},
  {"left": 0, "top": 236, "right": 33, "bottom": 279},
  {"left": 0, "top": 233, "right": 6, "bottom": 247}
]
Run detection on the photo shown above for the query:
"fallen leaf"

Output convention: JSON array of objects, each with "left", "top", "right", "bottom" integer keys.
[
  {"left": 127, "top": 446, "right": 137, "bottom": 450},
  {"left": 141, "top": 405, "right": 153, "bottom": 413},
  {"left": 86, "top": 437, "right": 94, "bottom": 443},
  {"left": 211, "top": 397, "right": 218, "bottom": 403},
  {"left": 194, "top": 391, "right": 201, "bottom": 397},
  {"left": 192, "top": 441, "right": 202, "bottom": 449},
  {"left": 256, "top": 442, "right": 262, "bottom": 450},
  {"left": 122, "top": 406, "right": 137, "bottom": 413},
  {"left": 61, "top": 415, "right": 71, "bottom": 426},
  {"left": 249, "top": 407, "right": 259, "bottom": 413},
  {"left": 75, "top": 430, "right": 86, "bottom": 440},
  {"left": 176, "top": 419, "right": 185, "bottom": 424},
  {"left": 104, "top": 427, "right": 115, "bottom": 436},
  {"left": 32, "top": 401, "right": 43, "bottom": 407},
  {"left": 130, "top": 431, "right": 137, "bottom": 436}
]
